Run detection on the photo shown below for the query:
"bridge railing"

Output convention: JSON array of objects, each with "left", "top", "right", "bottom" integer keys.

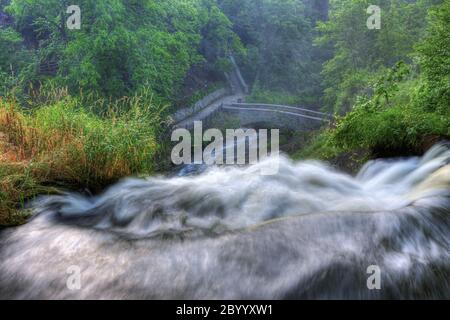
[{"left": 221, "top": 103, "right": 334, "bottom": 122}]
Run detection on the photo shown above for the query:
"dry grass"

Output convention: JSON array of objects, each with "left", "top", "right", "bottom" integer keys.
[{"left": 0, "top": 93, "right": 164, "bottom": 226}]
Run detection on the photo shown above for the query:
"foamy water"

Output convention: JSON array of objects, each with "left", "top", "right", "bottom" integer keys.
[{"left": 0, "top": 144, "right": 449, "bottom": 299}]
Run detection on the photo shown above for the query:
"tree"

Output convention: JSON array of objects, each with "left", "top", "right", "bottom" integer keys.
[
  {"left": 416, "top": 0, "right": 450, "bottom": 113},
  {"left": 4, "top": 0, "right": 240, "bottom": 102},
  {"left": 316, "top": 0, "right": 437, "bottom": 113},
  {"left": 219, "top": 0, "right": 327, "bottom": 105}
]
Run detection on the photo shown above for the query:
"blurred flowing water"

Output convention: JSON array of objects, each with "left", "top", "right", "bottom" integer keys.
[{"left": 0, "top": 144, "right": 449, "bottom": 299}]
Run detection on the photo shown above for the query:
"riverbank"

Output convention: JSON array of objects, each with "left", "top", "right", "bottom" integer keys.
[
  {"left": 291, "top": 128, "right": 449, "bottom": 176},
  {"left": 0, "top": 93, "right": 164, "bottom": 226}
]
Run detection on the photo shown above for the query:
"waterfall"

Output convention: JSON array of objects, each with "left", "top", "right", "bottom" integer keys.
[{"left": 0, "top": 144, "right": 449, "bottom": 299}]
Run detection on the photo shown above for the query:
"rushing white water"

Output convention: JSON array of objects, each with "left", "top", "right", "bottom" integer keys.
[
  {"left": 40, "top": 143, "right": 450, "bottom": 237},
  {"left": 0, "top": 144, "right": 449, "bottom": 299}
]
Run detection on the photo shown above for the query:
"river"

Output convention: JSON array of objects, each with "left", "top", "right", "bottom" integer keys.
[{"left": 0, "top": 143, "right": 449, "bottom": 299}]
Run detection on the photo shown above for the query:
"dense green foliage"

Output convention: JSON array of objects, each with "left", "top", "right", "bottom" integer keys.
[
  {"left": 301, "top": 0, "right": 450, "bottom": 160},
  {"left": 316, "top": 0, "right": 439, "bottom": 114},
  {"left": 2, "top": 0, "right": 447, "bottom": 115},
  {"left": 415, "top": 0, "right": 450, "bottom": 113},
  {"left": 1, "top": 0, "right": 241, "bottom": 104},
  {"left": 219, "top": 0, "right": 329, "bottom": 106}
]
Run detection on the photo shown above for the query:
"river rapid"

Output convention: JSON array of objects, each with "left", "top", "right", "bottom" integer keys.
[{"left": 0, "top": 144, "right": 449, "bottom": 299}]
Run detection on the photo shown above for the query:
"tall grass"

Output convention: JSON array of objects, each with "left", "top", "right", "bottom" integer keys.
[
  {"left": 0, "top": 89, "right": 165, "bottom": 226},
  {"left": 295, "top": 77, "right": 450, "bottom": 162}
]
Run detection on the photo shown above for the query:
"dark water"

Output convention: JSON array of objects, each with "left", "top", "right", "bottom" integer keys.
[{"left": 0, "top": 144, "right": 449, "bottom": 299}]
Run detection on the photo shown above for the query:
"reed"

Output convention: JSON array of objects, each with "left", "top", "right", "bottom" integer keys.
[{"left": 0, "top": 89, "right": 165, "bottom": 225}]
